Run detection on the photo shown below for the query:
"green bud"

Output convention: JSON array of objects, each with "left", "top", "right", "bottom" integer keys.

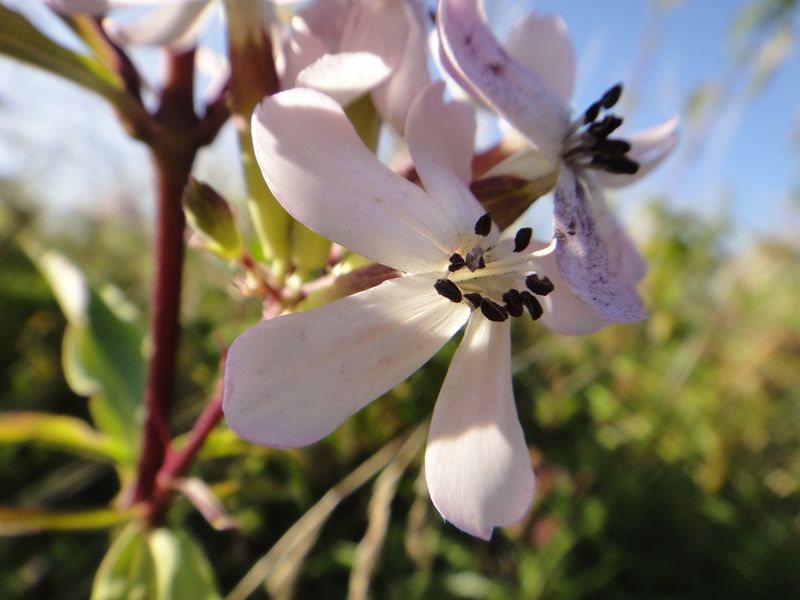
[{"left": 183, "top": 178, "right": 243, "bottom": 260}]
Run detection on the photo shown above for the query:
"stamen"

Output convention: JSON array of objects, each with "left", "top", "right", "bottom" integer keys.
[
  {"left": 502, "top": 289, "right": 524, "bottom": 317},
  {"left": 583, "top": 101, "right": 601, "bottom": 124},
  {"left": 448, "top": 253, "right": 466, "bottom": 272},
  {"left": 588, "top": 115, "right": 623, "bottom": 139},
  {"left": 434, "top": 278, "right": 462, "bottom": 303},
  {"left": 464, "top": 292, "right": 484, "bottom": 307},
  {"left": 525, "top": 274, "right": 555, "bottom": 296},
  {"left": 593, "top": 138, "right": 631, "bottom": 158},
  {"left": 520, "top": 291, "right": 543, "bottom": 320},
  {"left": 513, "top": 227, "right": 533, "bottom": 253},
  {"left": 465, "top": 247, "right": 485, "bottom": 272},
  {"left": 600, "top": 83, "right": 622, "bottom": 108},
  {"left": 474, "top": 213, "right": 492, "bottom": 236},
  {"left": 591, "top": 156, "right": 639, "bottom": 174},
  {"left": 480, "top": 298, "right": 509, "bottom": 322}
]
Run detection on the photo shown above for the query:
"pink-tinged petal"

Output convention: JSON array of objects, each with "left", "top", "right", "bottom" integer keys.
[
  {"left": 224, "top": 274, "right": 470, "bottom": 447},
  {"left": 553, "top": 168, "right": 646, "bottom": 323},
  {"left": 370, "top": 0, "right": 432, "bottom": 134},
  {"left": 437, "top": 0, "right": 571, "bottom": 168},
  {"left": 597, "top": 114, "right": 679, "bottom": 188},
  {"left": 534, "top": 248, "right": 607, "bottom": 335},
  {"left": 504, "top": 12, "right": 575, "bottom": 105},
  {"left": 406, "top": 82, "right": 489, "bottom": 245},
  {"left": 606, "top": 213, "right": 648, "bottom": 283},
  {"left": 425, "top": 316, "right": 534, "bottom": 540},
  {"left": 296, "top": 52, "right": 392, "bottom": 106},
  {"left": 104, "top": 1, "right": 212, "bottom": 50},
  {"left": 252, "top": 88, "right": 477, "bottom": 272},
  {"left": 279, "top": 16, "right": 328, "bottom": 89},
  {"left": 299, "top": 0, "right": 350, "bottom": 50}
]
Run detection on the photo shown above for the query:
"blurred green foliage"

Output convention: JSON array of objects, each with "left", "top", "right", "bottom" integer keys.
[{"left": 0, "top": 180, "right": 798, "bottom": 599}]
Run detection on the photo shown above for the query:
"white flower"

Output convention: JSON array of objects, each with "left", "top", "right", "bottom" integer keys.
[
  {"left": 438, "top": 0, "right": 679, "bottom": 329},
  {"left": 280, "top": 0, "right": 431, "bottom": 134},
  {"left": 223, "top": 81, "right": 564, "bottom": 539}
]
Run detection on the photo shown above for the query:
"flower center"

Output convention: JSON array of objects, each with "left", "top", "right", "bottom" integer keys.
[
  {"left": 561, "top": 83, "right": 640, "bottom": 175},
  {"left": 433, "top": 214, "right": 554, "bottom": 323}
]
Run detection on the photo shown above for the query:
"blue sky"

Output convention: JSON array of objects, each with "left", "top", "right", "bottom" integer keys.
[{"left": 1, "top": 0, "right": 798, "bottom": 242}]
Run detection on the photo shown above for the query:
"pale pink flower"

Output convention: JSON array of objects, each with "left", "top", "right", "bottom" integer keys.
[
  {"left": 438, "top": 0, "right": 679, "bottom": 329},
  {"left": 280, "top": 0, "right": 430, "bottom": 134},
  {"left": 224, "top": 82, "right": 564, "bottom": 539}
]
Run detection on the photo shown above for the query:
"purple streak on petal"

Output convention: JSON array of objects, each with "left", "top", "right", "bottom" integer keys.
[{"left": 553, "top": 168, "right": 646, "bottom": 323}]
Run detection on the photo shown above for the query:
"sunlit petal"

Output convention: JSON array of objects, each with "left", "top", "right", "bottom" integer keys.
[
  {"left": 224, "top": 274, "right": 470, "bottom": 447},
  {"left": 437, "top": 0, "right": 571, "bottom": 168},
  {"left": 252, "top": 88, "right": 479, "bottom": 272},
  {"left": 504, "top": 12, "right": 575, "bottom": 105},
  {"left": 425, "top": 316, "right": 535, "bottom": 540},
  {"left": 103, "top": 1, "right": 212, "bottom": 50},
  {"left": 296, "top": 52, "right": 392, "bottom": 106}
]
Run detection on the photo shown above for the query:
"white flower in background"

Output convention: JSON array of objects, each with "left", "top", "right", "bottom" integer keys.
[
  {"left": 45, "top": 0, "right": 302, "bottom": 51},
  {"left": 224, "top": 82, "right": 566, "bottom": 539},
  {"left": 438, "top": 0, "right": 679, "bottom": 331},
  {"left": 280, "top": 0, "right": 430, "bottom": 134}
]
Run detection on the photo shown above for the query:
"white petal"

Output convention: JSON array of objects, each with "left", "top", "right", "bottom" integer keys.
[
  {"left": 279, "top": 16, "right": 328, "bottom": 89},
  {"left": 425, "top": 316, "right": 535, "bottom": 540},
  {"left": 437, "top": 0, "right": 571, "bottom": 169},
  {"left": 596, "top": 114, "right": 679, "bottom": 188},
  {"left": 504, "top": 12, "right": 575, "bottom": 105},
  {"left": 370, "top": 0, "right": 432, "bottom": 134},
  {"left": 104, "top": 1, "right": 212, "bottom": 50},
  {"left": 296, "top": 52, "right": 391, "bottom": 106},
  {"left": 553, "top": 169, "right": 646, "bottom": 322},
  {"left": 45, "top": 0, "right": 173, "bottom": 13},
  {"left": 405, "top": 82, "right": 491, "bottom": 248},
  {"left": 252, "top": 88, "right": 477, "bottom": 272},
  {"left": 224, "top": 274, "right": 470, "bottom": 447}
]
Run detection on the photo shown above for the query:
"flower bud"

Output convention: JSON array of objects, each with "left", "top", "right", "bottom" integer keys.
[{"left": 183, "top": 178, "right": 243, "bottom": 260}]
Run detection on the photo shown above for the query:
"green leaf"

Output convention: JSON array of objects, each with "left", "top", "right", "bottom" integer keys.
[
  {"left": 148, "top": 529, "right": 221, "bottom": 600},
  {"left": 0, "top": 506, "right": 139, "bottom": 536},
  {"left": 0, "top": 6, "right": 127, "bottom": 103},
  {"left": 92, "top": 524, "right": 158, "bottom": 600},
  {"left": 0, "top": 412, "right": 127, "bottom": 462},
  {"left": 27, "top": 248, "right": 145, "bottom": 463}
]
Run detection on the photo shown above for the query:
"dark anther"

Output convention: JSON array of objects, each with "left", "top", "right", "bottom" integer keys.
[
  {"left": 525, "top": 274, "right": 555, "bottom": 296},
  {"left": 588, "top": 115, "right": 623, "bottom": 139},
  {"left": 584, "top": 101, "right": 601, "bottom": 124},
  {"left": 520, "top": 291, "right": 544, "bottom": 320},
  {"left": 474, "top": 213, "right": 492, "bottom": 236},
  {"left": 513, "top": 227, "right": 533, "bottom": 252},
  {"left": 593, "top": 138, "right": 631, "bottom": 158},
  {"left": 465, "top": 247, "right": 485, "bottom": 272},
  {"left": 448, "top": 253, "right": 466, "bottom": 272},
  {"left": 480, "top": 298, "right": 509, "bottom": 322},
  {"left": 601, "top": 83, "right": 623, "bottom": 109},
  {"left": 502, "top": 289, "right": 524, "bottom": 317},
  {"left": 464, "top": 292, "right": 484, "bottom": 307},
  {"left": 591, "top": 155, "right": 639, "bottom": 175},
  {"left": 434, "top": 278, "right": 462, "bottom": 303}
]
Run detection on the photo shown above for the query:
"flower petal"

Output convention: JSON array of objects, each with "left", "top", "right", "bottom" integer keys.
[
  {"left": 425, "top": 316, "right": 535, "bottom": 540},
  {"left": 596, "top": 114, "right": 679, "bottom": 188},
  {"left": 45, "top": 0, "right": 170, "bottom": 13},
  {"left": 252, "top": 88, "right": 477, "bottom": 272},
  {"left": 504, "top": 12, "right": 575, "bottom": 105},
  {"left": 534, "top": 248, "right": 607, "bottom": 335},
  {"left": 406, "top": 82, "right": 490, "bottom": 246},
  {"left": 369, "top": 0, "right": 432, "bottom": 134},
  {"left": 437, "top": 0, "right": 571, "bottom": 168},
  {"left": 553, "top": 168, "right": 646, "bottom": 322},
  {"left": 279, "top": 16, "right": 328, "bottom": 89},
  {"left": 296, "top": 52, "right": 392, "bottom": 106},
  {"left": 224, "top": 274, "right": 470, "bottom": 447},
  {"left": 103, "top": 1, "right": 212, "bottom": 50}
]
